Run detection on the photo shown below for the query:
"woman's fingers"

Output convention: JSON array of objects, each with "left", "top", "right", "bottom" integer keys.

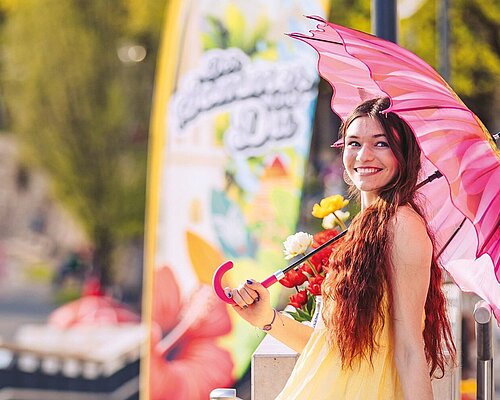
[
  {"left": 224, "top": 280, "right": 274, "bottom": 329},
  {"left": 244, "top": 279, "right": 270, "bottom": 303},
  {"left": 224, "top": 281, "right": 260, "bottom": 309}
]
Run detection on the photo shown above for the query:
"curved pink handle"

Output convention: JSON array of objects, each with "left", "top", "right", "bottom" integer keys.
[
  {"left": 212, "top": 260, "right": 281, "bottom": 304},
  {"left": 212, "top": 260, "right": 236, "bottom": 304}
]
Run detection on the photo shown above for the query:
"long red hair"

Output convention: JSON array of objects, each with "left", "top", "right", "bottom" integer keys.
[{"left": 321, "top": 98, "right": 455, "bottom": 377}]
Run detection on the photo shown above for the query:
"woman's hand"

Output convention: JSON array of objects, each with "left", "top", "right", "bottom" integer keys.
[
  {"left": 225, "top": 278, "right": 314, "bottom": 353},
  {"left": 225, "top": 280, "right": 275, "bottom": 329}
]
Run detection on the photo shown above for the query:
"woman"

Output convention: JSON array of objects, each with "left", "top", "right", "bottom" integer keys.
[{"left": 225, "top": 97, "right": 455, "bottom": 399}]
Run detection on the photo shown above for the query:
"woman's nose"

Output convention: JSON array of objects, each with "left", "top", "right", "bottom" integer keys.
[{"left": 356, "top": 145, "right": 374, "bottom": 161}]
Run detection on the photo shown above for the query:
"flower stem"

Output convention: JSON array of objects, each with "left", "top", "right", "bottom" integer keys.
[
  {"left": 332, "top": 211, "right": 347, "bottom": 230},
  {"left": 306, "top": 260, "right": 319, "bottom": 276}
]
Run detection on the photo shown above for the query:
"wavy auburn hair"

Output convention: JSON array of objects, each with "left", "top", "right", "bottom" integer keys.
[{"left": 322, "top": 97, "right": 455, "bottom": 377}]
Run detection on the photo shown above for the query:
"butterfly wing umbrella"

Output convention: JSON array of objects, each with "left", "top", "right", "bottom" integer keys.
[{"left": 288, "top": 16, "right": 500, "bottom": 317}]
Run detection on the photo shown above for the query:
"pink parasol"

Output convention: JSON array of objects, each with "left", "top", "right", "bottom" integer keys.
[
  {"left": 213, "top": 16, "right": 500, "bottom": 321},
  {"left": 291, "top": 16, "right": 500, "bottom": 317}
]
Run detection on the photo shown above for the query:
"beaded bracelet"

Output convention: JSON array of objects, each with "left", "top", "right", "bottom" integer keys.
[{"left": 261, "top": 309, "right": 277, "bottom": 331}]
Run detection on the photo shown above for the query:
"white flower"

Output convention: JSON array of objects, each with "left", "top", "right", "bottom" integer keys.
[
  {"left": 283, "top": 232, "right": 313, "bottom": 259},
  {"left": 322, "top": 211, "right": 350, "bottom": 229}
]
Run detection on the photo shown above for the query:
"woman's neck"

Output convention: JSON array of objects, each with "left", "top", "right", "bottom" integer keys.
[{"left": 360, "top": 191, "right": 378, "bottom": 210}]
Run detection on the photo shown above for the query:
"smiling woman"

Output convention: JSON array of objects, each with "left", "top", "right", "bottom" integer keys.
[{"left": 225, "top": 97, "right": 456, "bottom": 400}]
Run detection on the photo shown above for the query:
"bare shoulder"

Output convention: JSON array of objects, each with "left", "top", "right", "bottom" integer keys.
[{"left": 390, "top": 205, "right": 432, "bottom": 271}]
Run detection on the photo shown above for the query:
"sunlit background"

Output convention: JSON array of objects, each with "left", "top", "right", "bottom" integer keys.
[{"left": 0, "top": 1, "right": 498, "bottom": 399}]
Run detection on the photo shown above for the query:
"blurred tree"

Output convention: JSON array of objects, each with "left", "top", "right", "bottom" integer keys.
[
  {"left": 325, "top": 0, "right": 499, "bottom": 128},
  {"left": 327, "top": 0, "right": 371, "bottom": 32},
  {"left": 0, "top": 0, "right": 167, "bottom": 287},
  {"left": 400, "top": 0, "right": 500, "bottom": 128}
]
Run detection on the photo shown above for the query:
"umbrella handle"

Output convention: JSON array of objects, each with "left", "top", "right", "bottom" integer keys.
[{"left": 212, "top": 261, "right": 284, "bottom": 304}]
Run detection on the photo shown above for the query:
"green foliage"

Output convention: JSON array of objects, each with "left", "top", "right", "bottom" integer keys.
[
  {"left": 0, "top": 0, "right": 167, "bottom": 285},
  {"left": 400, "top": 0, "right": 500, "bottom": 126},
  {"left": 123, "top": 0, "right": 167, "bottom": 37},
  {"left": 448, "top": 1, "right": 500, "bottom": 99},
  {"left": 328, "top": 0, "right": 370, "bottom": 31}
]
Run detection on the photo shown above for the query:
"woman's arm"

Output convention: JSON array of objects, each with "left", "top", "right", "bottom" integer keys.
[
  {"left": 226, "top": 280, "right": 313, "bottom": 353},
  {"left": 390, "top": 206, "right": 433, "bottom": 400}
]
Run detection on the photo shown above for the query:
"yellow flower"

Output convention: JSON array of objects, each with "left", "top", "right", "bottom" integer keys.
[{"left": 311, "top": 195, "right": 349, "bottom": 219}]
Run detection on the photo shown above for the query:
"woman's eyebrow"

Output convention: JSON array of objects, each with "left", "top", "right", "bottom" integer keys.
[{"left": 345, "top": 133, "right": 387, "bottom": 138}]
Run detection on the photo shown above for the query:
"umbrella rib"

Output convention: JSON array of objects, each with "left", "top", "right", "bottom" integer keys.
[
  {"left": 391, "top": 105, "right": 469, "bottom": 113},
  {"left": 437, "top": 217, "right": 467, "bottom": 259},
  {"left": 416, "top": 170, "right": 443, "bottom": 190},
  {"left": 288, "top": 33, "right": 343, "bottom": 47}
]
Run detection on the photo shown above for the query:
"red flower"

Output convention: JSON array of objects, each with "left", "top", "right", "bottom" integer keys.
[
  {"left": 312, "top": 229, "right": 340, "bottom": 247},
  {"left": 289, "top": 289, "right": 308, "bottom": 309},
  {"left": 308, "top": 229, "right": 341, "bottom": 274},
  {"left": 312, "top": 229, "right": 339, "bottom": 255},
  {"left": 307, "top": 275, "right": 325, "bottom": 296},
  {"left": 150, "top": 266, "right": 234, "bottom": 400},
  {"left": 299, "top": 260, "right": 323, "bottom": 276},
  {"left": 279, "top": 268, "right": 308, "bottom": 288}
]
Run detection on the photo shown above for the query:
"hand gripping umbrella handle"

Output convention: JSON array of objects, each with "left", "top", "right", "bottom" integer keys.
[
  {"left": 213, "top": 230, "right": 349, "bottom": 304},
  {"left": 212, "top": 260, "right": 285, "bottom": 304}
]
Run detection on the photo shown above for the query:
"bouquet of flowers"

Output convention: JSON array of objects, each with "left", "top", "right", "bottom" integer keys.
[{"left": 279, "top": 195, "right": 351, "bottom": 323}]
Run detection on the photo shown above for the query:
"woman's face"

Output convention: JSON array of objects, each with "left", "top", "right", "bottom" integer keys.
[{"left": 342, "top": 116, "right": 399, "bottom": 207}]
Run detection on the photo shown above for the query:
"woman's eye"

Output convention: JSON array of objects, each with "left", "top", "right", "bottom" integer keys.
[
  {"left": 375, "top": 141, "right": 390, "bottom": 147},
  {"left": 347, "top": 141, "right": 360, "bottom": 147}
]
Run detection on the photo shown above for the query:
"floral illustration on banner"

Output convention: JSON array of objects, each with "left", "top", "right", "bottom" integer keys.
[
  {"left": 150, "top": 266, "right": 233, "bottom": 400},
  {"left": 280, "top": 195, "right": 351, "bottom": 323}
]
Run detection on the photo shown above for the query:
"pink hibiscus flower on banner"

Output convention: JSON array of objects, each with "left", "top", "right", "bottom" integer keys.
[{"left": 150, "top": 266, "right": 234, "bottom": 400}]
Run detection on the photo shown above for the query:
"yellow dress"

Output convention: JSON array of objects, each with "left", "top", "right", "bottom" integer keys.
[{"left": 275, "top": 307, "right": 405, "bottom": 400}]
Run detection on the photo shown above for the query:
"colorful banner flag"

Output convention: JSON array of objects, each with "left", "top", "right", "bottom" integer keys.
[{"left": 143, "top": 1, "right": 327, "bottom": 398}]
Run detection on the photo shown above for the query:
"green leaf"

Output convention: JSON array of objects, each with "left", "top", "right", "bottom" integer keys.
[
  {"left": 285, "top": 310, "right": 309, "bottom": 323},
  {"left": 306, "top": 294, "right": 316, "bottom": 315}
]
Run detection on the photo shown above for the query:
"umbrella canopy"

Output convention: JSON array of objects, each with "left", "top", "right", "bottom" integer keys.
[
  {"left": 289, "top": 16, "right": 500, "bottom": 317},
  {"left": 48, "top": 295, "right": 140, "bottom": 328}
]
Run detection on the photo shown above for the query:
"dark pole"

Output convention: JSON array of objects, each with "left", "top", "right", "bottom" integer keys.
[
  {"left": 437, "top": 0, "right": 450, "bottom": 81},
  {"left": 371, "top": 0, "right": 398, "bottom": 43}
]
